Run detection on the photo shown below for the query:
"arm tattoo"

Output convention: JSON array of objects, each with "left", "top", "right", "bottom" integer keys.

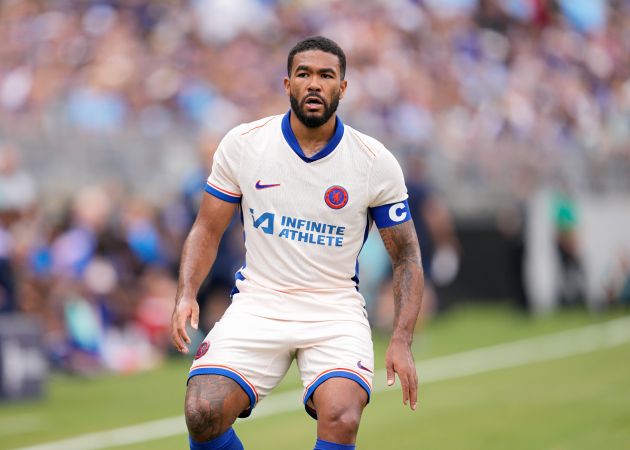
[
  {"left": 380, "top": 221, "right": 422, "bottom": 269},
  {"left": 379, "top": 220, "right": 424, "bottom": 339}
]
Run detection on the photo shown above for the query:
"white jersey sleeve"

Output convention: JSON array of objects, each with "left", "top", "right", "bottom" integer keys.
[
  {"left": 205, "top": 128, "right": 243, "bottom": 203},
  {"left": 367, "top": 149, "right": 411, "bottom": 228}
]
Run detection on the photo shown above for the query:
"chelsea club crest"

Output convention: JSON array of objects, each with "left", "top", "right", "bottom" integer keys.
[{"left": 324, "top": 185, "right": 348, "bottom": 209}]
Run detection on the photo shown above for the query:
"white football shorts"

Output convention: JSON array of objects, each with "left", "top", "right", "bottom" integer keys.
[{"left": 188, "top": 308, "right": 374, "bottom": 419}]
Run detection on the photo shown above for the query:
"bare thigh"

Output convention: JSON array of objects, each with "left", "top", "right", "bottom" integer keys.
[
  {"left": 185, "top": 375, "right": 250, "bottom": 441},
  {"left": 312, "top": 377, "right": 368, "bottom": 444}
]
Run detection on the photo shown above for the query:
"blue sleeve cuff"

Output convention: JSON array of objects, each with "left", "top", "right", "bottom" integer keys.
[
  {"left": 205, "top": 183, "right": 241, "bottom": 204},
  {"left": 369, "top": 199, "right": 411, "bottom": 228}
]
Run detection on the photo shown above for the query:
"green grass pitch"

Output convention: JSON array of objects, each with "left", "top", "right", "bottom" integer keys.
[{"left": 1, "top": 305, "right": 629, "bottom": 450}]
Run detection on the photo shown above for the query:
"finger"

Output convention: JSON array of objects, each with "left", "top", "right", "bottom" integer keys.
[
  {"left": 175, "top": 314, "right": 191, "bottom": 352},
  {"left": 386, "top": 360, "right": 395, "bottom": 386},
  {"left": 180, "top": 325, "right": 191, "bottom": 348},
  {"left": 178, "top": 308, "right": 192, "bottom": 346},
  {"left": 399, "top": 369, "right": 410, "bottom": 406},
  {"left": 191, "top": 303, "right": 199, "bottom": 330},
  {"left": 410, "top": 370, "right": 418, "bottom": 410},
  {"left": 170, "top": 314, "right": 183, "bottom": 352},
  {"left": 171, "top": 327, "right": 184, "bottom": 353}
]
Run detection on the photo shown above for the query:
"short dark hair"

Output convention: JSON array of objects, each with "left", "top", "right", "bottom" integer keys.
[{"left": 287, "top": 36, "right": 346, "bottom": 80}]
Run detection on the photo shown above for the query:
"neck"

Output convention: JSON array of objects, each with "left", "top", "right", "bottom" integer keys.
[{"left": 289, "top": 111, "right": 337, "bottom": 157}]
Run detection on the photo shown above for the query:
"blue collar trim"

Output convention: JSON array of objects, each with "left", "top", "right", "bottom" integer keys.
[{"left": 281, "top": 110, "right": 344, "bottom": 163}]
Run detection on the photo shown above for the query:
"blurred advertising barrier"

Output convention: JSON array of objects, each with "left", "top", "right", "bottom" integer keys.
[
  {"left": 434, "top": 222, "right": 519, "bottom": 306},
  {"left": 526, "top": 191, "right": 630, "bottom": 313},
  {"left": 0, "top": 314, "right": 48, "bottom": 402},
  {"left": 436, "top": 191, "right": 630, "bottom": 313}
]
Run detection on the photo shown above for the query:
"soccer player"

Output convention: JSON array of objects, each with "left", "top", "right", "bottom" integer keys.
[{"left": 171, "top": 36, "right": 424, "bottom": 450}]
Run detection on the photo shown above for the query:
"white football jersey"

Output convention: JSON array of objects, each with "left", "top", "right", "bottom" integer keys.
[{"left": 205, "top": 111, "right": 411, "bottom": 323}]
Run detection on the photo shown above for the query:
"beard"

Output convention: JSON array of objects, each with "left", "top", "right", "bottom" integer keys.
[{"left": 290, "top": 90, "right": 340, "bottom": 128}]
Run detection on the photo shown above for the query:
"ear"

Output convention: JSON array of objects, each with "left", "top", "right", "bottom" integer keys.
[
  {"left": 283, "top": 77, "right": 290, "bottom": 96},
  {"left": 339, "top": 79, "right": 348, "bottom": 99}
]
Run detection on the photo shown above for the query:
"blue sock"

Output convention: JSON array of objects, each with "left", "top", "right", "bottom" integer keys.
[
  {"left": 189, "top": 427, "right": 244, "bottom": 450},
  {"left": 314, "top": 438, "right": 355, "bottom": 450}
]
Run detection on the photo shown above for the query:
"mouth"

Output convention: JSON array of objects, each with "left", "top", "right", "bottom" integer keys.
[{"left": 303, "top": 96, "right": 325, "bottom": 111}]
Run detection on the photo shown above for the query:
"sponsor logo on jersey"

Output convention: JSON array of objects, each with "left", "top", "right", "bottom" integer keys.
[
  {"left": 324, "top": 185, "right": 349, "bottom": 209},
  {"left": 255, "top": 180, "right": 281, "bottom": 190},
  {"left": 250, "top": 208, "right": 345, "bottom": 247},
  {"left": 194, "top": 341, "right": 210, "bottom": 360},
  {"left": 388, "top": 202, "right": 408, "bottom": 222},
  {"left": 250, "top": 209, "right": 275, "bottom": 235}
]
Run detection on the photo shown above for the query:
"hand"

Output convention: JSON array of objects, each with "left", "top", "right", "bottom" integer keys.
[
  {"left": 385, "top": 337, "right": 418, "bottom": 410},
  {"left": 171, "top": 296, "right": 199, "bottom": 353}
]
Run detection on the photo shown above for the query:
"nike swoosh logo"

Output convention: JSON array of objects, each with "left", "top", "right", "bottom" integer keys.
[
  {"left": 255, "top": 180, "right": 281, "bottom": 190},
  {"left": 357, "top": 361, "right": 373, "bottom": 374}
]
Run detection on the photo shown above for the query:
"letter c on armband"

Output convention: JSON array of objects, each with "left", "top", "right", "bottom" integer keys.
[{"left": 388, "top": 202, "right": 407, "bottom": 222}]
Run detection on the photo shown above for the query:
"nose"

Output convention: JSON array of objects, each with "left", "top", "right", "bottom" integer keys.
[{"left": 307, "top": 75, "right": 322, "bottom": 92}]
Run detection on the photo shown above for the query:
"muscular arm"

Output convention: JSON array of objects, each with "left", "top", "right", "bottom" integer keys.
[
  {"left": 378, "top": 219, "right": 424, "bottom": 410},
  {"left": 171, "top": 193, "right": 237, "bottom": 353}
]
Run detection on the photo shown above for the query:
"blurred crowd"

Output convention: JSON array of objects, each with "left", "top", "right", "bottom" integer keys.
[
  {"left": 3, "top": 0, "right": 630, "bottom": 375},
  {"left": 1, "top": 141, "right": 246, "bottom": 374},
  {"left": 3, "top": 0, "right": 630, "bottom": 195}
]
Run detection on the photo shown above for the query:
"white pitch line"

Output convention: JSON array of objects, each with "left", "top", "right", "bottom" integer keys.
[{"left": 9, "top": 315, "right": 630, "bottom": 450}]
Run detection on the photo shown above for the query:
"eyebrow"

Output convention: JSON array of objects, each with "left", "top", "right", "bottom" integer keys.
[{"left": 295, "top": 65, "right": 337, "bottom": 75}]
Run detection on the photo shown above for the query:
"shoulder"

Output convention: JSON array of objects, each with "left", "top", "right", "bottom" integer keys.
[
  {"left": 343, "top": 124, "right": 403, "bottom": 175},
  {"left": 230, "top": 115, "right": 283, "bottom": 140},
  {"left": 216, "top": 115, "right": 282, "bottom": 157},
  {"left": 343, "top": 124, "right": 391, "bottom": 162}
]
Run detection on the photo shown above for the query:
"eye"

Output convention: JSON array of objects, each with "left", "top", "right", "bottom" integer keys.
[
  {"left": 296, "top": 72, "right": 309, "bottom": 78},
  {"left": 322, "top": 73, "right": 334, "bottom": 79}
]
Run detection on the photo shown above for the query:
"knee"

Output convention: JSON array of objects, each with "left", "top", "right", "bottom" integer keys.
[
  {"left": 319, "top": 405, "right": 362, "bottom": 439},
  {"left": 185, "top": 375, "right": 250, "bottom": 442},
  {"left": 185, "top": 395, "right": 228, "bottom": 442}
]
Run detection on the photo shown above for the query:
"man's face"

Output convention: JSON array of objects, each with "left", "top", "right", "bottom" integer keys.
[{"left": 284, "top": 50, "right": 347, "bottom": 128}]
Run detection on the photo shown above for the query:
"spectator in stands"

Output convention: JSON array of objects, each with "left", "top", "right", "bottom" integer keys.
[
  {"left": 0, "top": 143, "right": 36, "bottom": 313},
  {"left": 405, "top": 153, "right": 460, "bottom": 317},
  {"left": 552, "top": 186, "right": 586, "bottom": 307}
]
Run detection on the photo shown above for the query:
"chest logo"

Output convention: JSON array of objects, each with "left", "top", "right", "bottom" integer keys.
[
  {"left": 324, "top": 185, "right": 349, "bottom": 209},
  {"left": 256, "top": 180, "right": 281, "bottom": 190}
]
